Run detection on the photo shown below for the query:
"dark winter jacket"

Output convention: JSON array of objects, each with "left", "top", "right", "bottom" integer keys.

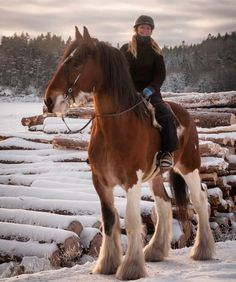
[{"left": 120, "top": 36, "right": 166, "bottom": 93}]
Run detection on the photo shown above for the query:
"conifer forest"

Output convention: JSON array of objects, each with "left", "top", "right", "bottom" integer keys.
[{"left": 0, "top": 31, "right": 235, "bottom": 98}]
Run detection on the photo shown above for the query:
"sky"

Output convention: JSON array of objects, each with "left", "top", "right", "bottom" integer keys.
[{"left": 0, "top": 0, "right": 236, "bottom": 47}]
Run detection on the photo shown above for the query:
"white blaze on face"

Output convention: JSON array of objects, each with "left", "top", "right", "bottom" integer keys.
[{"left": 53, "top": 94, "right": 69, "bottom": 114}]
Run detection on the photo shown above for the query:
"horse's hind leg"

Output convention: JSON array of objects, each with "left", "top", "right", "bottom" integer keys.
[
  {"left": 116, "top": 170, "right": 147, "bottom": 280},
  {"left": 92, "top": 174, "right": 122, "bottom": 274},
  {"left": 177, "top": 168, "right": 215, "bottom": 260},
  {"left": 144, "top": 175, "right": 172, "bottom": 261}
]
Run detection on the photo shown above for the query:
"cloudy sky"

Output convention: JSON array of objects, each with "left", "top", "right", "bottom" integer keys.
[{"left": 0, "top": 0, "right": 235, "bottom": 47}]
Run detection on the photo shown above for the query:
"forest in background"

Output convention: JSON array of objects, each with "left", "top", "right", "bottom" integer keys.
[{"left": 0, "top": 31, "right": 235, "bottom": 98}]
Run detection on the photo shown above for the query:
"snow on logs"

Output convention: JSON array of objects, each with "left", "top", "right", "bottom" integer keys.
[
  {"left": 0, "top": 222, "right": 82, "bottom": 266},
  {"left": 163, "top": 91, "right": 236, "bottom": 109}
]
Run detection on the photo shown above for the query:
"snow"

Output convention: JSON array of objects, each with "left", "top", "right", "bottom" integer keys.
[
  {"left": 0, "top": 102, "right": 43, "bottom": 132},
  {"left": 80, "top": 228, "right": 101, "bottom": 249},
  {"left": 43, "top": 117, "right": 91, "bottom": 134},
  {"left": 0, "top": 241, "right": 235, "bottom": 281},
  {"left": 0, "top": 208, "right": 99, "bottom": 230},
  {"left": 0, "top": 239, "right": 58, "bottom": 260},
  {"left": 0, "top": 137, "right": 52, "bottom": 150},
  {"left": 0, "top": 101, "right": 235, "bottom": 281},
  {"left": 0, "top": 222, "right": 78, "bottom": 244},
  {"left": 201, "top": 156, "right": 229, "bottom": 170}
]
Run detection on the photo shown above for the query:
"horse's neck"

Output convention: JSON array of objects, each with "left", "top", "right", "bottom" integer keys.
[
  {"left": 93, "top": 93, "right": 129, "bottom": 134},
  {"left": 93, "top": 93, "right": 119, "bottom": 117}
]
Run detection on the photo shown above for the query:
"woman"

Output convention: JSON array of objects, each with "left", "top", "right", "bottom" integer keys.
[{"left": 120, "top": 15, "right": 178, "bottom": 168}]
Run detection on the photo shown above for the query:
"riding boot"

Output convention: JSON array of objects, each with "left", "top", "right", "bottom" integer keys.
[{"left": 150, "top": 93, "right": 179, "bottom": 167}]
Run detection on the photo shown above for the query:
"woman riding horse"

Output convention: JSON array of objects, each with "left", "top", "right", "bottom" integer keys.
[{"left": 44, "top": 26, "right": 215, "bottom": 281}]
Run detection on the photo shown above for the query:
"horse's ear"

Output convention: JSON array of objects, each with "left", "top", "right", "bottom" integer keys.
[
  {"left": 75, "top": 26, "right": 83, "bottom": 42},
  {"left": 83, "top": 26, "right": 93, "bottom": 45}
]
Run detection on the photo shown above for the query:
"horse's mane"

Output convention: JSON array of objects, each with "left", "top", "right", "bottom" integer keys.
[{"left": 96, "top": 42, "right": 147, "bottom": 119}]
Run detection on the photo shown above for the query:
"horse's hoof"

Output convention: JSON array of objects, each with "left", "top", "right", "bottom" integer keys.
[
  {"left": 144, "top": 245, "right": 165, "bottom": 262},
  {"left": 116, "top": 260, "right": 147, "bottom": 280}
]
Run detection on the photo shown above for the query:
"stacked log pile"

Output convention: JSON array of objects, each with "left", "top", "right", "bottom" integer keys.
[
  {"left": 0, "top": 91, "right": 235, "bottom": 272},
  {"left": 163, "top": 91, "right": 236, "bottom": 242}
]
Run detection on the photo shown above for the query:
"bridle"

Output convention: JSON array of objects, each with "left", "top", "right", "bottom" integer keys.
[
  {"left": 63, "top": 50, "right": 82, "bottom": 106},
  {"left": 60, "top": 49, "right": 149, "bottom": 133}
]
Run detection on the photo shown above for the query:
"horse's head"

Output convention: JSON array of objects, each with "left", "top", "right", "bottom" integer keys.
[{"left": 44, "top": 26, "right": 100, "bottom": 114}]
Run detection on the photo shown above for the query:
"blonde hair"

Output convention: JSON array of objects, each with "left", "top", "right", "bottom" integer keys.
[{"left": 128, "top": 32, "right": 162, "bottom": 58}]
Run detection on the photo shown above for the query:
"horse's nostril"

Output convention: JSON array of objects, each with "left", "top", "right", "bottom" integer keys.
[{"left": 44, "top": 97, "right": 54, "bottom": 113}]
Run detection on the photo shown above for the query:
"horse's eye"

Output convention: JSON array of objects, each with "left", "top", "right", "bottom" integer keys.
[{"left": 73, "top": 63, "right": 83, "bottom": 70}]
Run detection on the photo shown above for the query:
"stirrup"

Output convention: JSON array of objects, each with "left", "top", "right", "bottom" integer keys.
[{"left": 157, "top": 152, "right": 173, "bottom": 168}]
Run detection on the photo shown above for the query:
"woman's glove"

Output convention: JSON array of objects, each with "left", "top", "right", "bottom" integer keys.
[{"left": 142, "top": 86, "right": 155, "bottom": 98}]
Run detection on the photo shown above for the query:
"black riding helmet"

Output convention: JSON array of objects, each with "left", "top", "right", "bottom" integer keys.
[{"left": 133, "top": 15, "right": 155, "bottom": 30}]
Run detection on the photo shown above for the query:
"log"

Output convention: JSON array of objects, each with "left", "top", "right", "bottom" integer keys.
[
  {"left": 217, "top": 199, "right": 234, "bottom": 213},
  {"left": 218, "top": 147, "right": 230, "bottom": 160},
  {"left": 66, "top": 107, "right": 95, "bottom": 119},
  {"left": 0, "top": 132, "right": 53, "bottom": 144},
  {"left": 0, "top": 196, "right": 153, "bottom": 221},
  {"left": 0, "top": 208, "right": 83, "bottom": 235},
  {"left": 0, "top": 239, "right": 61, "bottom": 266},
  {"left": 207, "top": 188, "right": 223, "bottom": 207},
  {"left": 189, "top": 111, "right": 236, "bottom": 128},
  {"left": 195, "top": 107, "right": 236, "bottom": 115},
  {"left": 210, "top": 222, "right": 222, "bottom": 241},
  {"left": 52, "top": 135, "right": 89, "bottom": 150},
  {"left": 0, "top": 222, "right": 82, "bottom": 264},
  {"left": 197, "top": 124, "right": 236, "bottom": 134},
  {"left": 198, "top": 132, "right": 236, "bottom": 147},
  {"left": 215, "top": 212, "right": 236, "bottom": 224},
  {"left": 228, "top": 155, "right": 236, "bottom": 170},
  {"left": 201, "top": 175, "right": 229, "bottom": 189},
  {"left": 21, "top": 113, "right": 56, "bottom": 127},
  {"left": 0, "top": 137, "right": 52, "bottom": 151},
  {"left": 80, "top": 227, "right": 102, "bottom": 257},
  {"left": 165, "top": 91, "right": 236, "bottom": 109},
  {"left": 28, "top": 125, "right": 44, "bottom": 132},
  {"left": 200, "top": 172, "right": 218, "bottom": 186},
  {"left": 199, "top": 141, "right": 221, "bottom": 156},
  {"left": 200, "top": 157, "right": 229, "bottom": 173},
  {"left": 226, "top": 175, "right": 236, "bottom": 188},
  {"left": 0, "top": 222, "right": 80, "bottom": 244}
]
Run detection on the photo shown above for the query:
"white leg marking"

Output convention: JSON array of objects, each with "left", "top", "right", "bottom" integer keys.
[
  {"left": 176, "top": 168, "right": 215, "bottom": 260},
  {"left": 144, "top": 195, "right": 172, "bottom": 261},
  {"left": 116, "top": 170, "right": 147, "bottom": 280}
]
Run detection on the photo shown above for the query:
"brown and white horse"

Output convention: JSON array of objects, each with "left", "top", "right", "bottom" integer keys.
[{"left": 44, "top": 27, "right": 215, "bottom": 280}]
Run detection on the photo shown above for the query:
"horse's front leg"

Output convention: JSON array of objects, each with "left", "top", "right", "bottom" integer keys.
[
  {"left": 116, "top": 170, "right": 147, "bottom": 280},
  {"left": 92, "top": 173, "right": 122, "bottom": 274},
  {"left": 144, "top": 175, "right": 172, "bottom": 261}
]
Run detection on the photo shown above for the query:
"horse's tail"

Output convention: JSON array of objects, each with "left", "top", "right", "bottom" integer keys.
[{"left": 169, "top": 169, "right": 188, "bottom": 221}]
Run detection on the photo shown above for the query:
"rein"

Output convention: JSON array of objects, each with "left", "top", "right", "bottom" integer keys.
[{"left": 61, "top": 95, "right": 148, "bottom": 133}]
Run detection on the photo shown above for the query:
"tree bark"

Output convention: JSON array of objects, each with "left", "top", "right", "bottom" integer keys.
[{"left": 189, "top": 111, "right": 236, "bottom": 128}]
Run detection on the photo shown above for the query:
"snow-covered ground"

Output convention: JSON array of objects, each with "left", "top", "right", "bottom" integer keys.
[
  {"left": 0, "top": 102, "right": 43, "bottom": 132},
  {"left": 0, "top": 101, "right": 235, "bottom": 281},
  {"left": 0, "top": 241, "right": 235, "bottom": 282}
]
